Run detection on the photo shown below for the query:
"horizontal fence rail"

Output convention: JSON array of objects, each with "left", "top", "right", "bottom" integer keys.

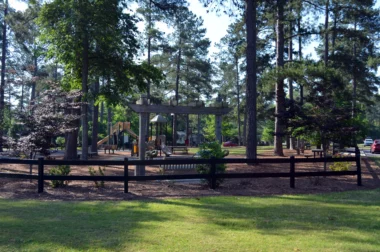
[{"left": 0, "top": 148, "right": 362, "bottom": 194}]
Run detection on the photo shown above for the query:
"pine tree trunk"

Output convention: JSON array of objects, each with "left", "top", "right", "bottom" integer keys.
[
  {"left": 64, "top": 130, "right": 79, "bottom": 160},
  {"left": 245, "top": 0, "right": 257, "bottom": 159},
  {"left": 30, "top": 56, "right": 38, "bottom": 110},
  {"left": 173, "top": 41, "right": 182, "bottom": 146},
  {"left": 81, "top": 31, "right": 89, "bottom": 160},
  {"left": 64, "top": 103, "right": 79, "bottom": 160},
  {"left": 289, "top": 18, "right": 294, "bottom": 150},
  {"left": 91, "top": 78, "right": 99, "bottom": 153},
  {"left": 297, "top": 14, "right": 303, "bottom": 105},
  {"left": 108, "top": 107, "right": 112, "bottom": 145},
  {"left": 235, "top": 56, "right": 241, "bottom": 146},
  {"left": 100, "top": 77, "right": 104, "bottom": 123},
  {"left": 352, "top": 20, "right": 357, "bottom": 118},
  {"left": 173, "top": 114, "right": 177, "bottom": 145},
  {"left": 324, "top": 0, "right": 329, "bottom": 66},
  {"left": 274, "top": 0, "right": 285, "bottom": 156},
  {"left": 20, "top": 82, "right": 24, "bottom": 111},
  {"left": 186, "top": 114, "right": 189, "bottom": 145},
  {"left": 197, "top": 114, "right": 201, "bottom": 146},
  {"left": 332, "top": 3, "right": 337, "bottom": 57},
  {"left": 0, "top": 0, "right": 8, "bottom": 152},
  {"left": 243, "top": 106, "right": 247, "bottom": 146},
  {"left": 100, "top": 101, "right": 104, "bottom": 123},
  {"left": 146, "top": 0, "right": 152, "bottom": 139}
]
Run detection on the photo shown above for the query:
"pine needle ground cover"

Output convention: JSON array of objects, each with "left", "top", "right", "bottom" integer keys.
[{"left": 1, "top": 189, "right": 379, "bottom": 251}]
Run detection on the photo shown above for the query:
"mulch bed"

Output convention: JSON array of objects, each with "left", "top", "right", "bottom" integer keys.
[{"left": 1, "top": 149, "right": 380, "bottom": 201}]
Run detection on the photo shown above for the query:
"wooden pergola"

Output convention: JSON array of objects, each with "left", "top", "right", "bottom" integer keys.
[{"left": 127, "top": 95, "right": 231, "bottom": 176}]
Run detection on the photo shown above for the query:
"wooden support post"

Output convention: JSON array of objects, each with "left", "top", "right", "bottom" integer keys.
[
  {"left": 290, "top": 156, "right": 295, "bottom": 188},
  {"left": 38, "top": 157, "right": 44, "bottom": 193},
  {"left": 124, "top": 158, "right": 129, "bottom": 193},
  {"left": 197, "top": 114, "right": 201, "bottom": 146},
  {"left": 136, "top": 95, "right": 148, "bottom": 176},
  {"left": 355, "top": 146, "right": 362, "bottom": 186}
]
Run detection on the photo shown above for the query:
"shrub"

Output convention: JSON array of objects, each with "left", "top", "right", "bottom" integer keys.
[
  {"left": 49, "top": 165, "right": 71, "bottom": 188},
  {"left": 196, "top": 142, "right": 229, "bottom": 187},
  {"left": 329, "top": 154, "right": 351, "bottom": 171},
  {"left": 56, "top": 137, "right": 65, "bottom": 149},
  {"left": 89, "top": 166, "right": 106, "bottom": 188}
]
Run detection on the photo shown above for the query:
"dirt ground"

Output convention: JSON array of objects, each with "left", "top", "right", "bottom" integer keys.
[{"left": 1, "top": 149, "right": 380, "bottom": 201}]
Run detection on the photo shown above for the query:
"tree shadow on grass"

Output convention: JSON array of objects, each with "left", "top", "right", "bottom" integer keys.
[
  {"left": 150, "top": 189, "right": 380, "bottom": 249},
  {"left": 0, "top": 200, "right": 174, "bottom": 251},
  {"left": 1, "top": 189, "right": 380, "bottom": 251}
]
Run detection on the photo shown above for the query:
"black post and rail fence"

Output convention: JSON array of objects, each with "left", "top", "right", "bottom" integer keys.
[{"left": 1, "top": 147, "right": 362, "bottom": 194}]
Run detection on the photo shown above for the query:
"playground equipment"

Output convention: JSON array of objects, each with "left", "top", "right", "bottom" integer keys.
[
  {"left": 128, "top": 94, "right": 231, "bottom": 176},
  {"left": 150, "top": 114, "right": 167, "bottom": 146},
  {"left": 176, "top": 131, "right": 186, "bottom": 145},
  {"left": 160, "top": 144, "right": 172, "bottom": 157},
  {"left": 97, "top": 122, "right": 138, "bottom": 148}
]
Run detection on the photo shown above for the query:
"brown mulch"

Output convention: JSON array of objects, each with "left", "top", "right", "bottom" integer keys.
[{"left": 1, "top": 149, "right": 380, "bottom": 201}]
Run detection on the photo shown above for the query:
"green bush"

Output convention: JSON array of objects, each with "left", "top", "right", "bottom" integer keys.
[
  {"left": 89, "top": 166, "right": 106, "bottom": 188},
  {"left": 329, "top": 154, "right": 351, "bottom": 171},
  {"left": 49, "top": 165, "right": 71, "bottom": 188},
  {"left": 56, "top": 137, "right": 65, "bottom": 149},
  {"left": 196, "top": 142, "right": 229, "bottom": 187}
]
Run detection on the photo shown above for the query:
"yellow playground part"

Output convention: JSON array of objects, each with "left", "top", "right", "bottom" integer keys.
[{"left": 97, "top": 122, "right": 138, "bottom": 147}]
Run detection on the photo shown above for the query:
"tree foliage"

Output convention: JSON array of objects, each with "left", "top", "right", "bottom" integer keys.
[{"left": 10, "top": 83, "right": 81, "bottom": 156}]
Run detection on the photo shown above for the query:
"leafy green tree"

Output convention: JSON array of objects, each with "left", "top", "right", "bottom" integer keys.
[
  {"left": 8, "top": 2, "right": 45, "bottom": 110},
  {"left": 215, "top": 20, "right": 245, "bottom": 145},
  {"left": 203, "top": 115, "right": 215, "bottom": 141},
  {"left": 199, "top": 0, "right": 258, "bottom": 158},
  {"left": 287, "top": 62, "right": 356, "bottom": 150},
  {"left": 38, "top": 0, "right": 162, "bottom": 159},
  {"left": 261, "top": 120, "right": 275, "bottom": 144},
  {"left": 11, "top": 82, "right": 81, "bottom": 157},
  {"left": 328, "top": 1, "right": 380, "bottom": 118},
  {"left": 150, "top": 7, "right": 211, "bottom": 143}
]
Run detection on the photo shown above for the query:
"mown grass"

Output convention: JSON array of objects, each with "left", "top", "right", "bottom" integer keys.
[
  {"left": 188, "top": 145, "right": 274, "bottom": 156},
  {"left": 1, "top": 189, "right": 380, "bottom": 251},
  {"left": 367, "top": 156, "right": 380, "bottom": 169}
]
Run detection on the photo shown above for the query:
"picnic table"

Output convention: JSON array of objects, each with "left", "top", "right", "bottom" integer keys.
[{"left": 311, "top": 149, "right": 323, "bottom": 158}]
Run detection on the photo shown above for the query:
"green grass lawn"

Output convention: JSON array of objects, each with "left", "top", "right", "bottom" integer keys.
[
  {"left": 188, "top": 145, "right": 274, "bottom": 156},
  {"left": 367, "top": 156, "right": 380, "bottom": 168},
  {"left": 1, "top": 189, "right": 380, "bottom": 251}
]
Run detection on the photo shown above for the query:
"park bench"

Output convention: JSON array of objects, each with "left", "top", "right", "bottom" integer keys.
[
  {"left": 303, "top": 154, "right": 313, "bottom": 159},
  {"left": 159, "top": 156, "right": 197, "bottom": 174},
  {"left": 88, "top": 151, "right": 98, "bottom": 157},
  {"left": 171, "top": 146, "right": 188, "bottom": 154},
  {"left": 77, "top": 151, "right": 98, "bottom": 159},
  {"left": 104, "top": 145, "right": 117, "bottom": 154}
]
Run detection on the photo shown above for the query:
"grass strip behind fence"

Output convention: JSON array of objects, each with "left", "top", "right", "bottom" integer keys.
[
  {"left": 188, "top": 146, "right": 273, "bottom": 156},
  {"left": 367, "top": 156, "right": 380, "bottom": 169},
  {"left": 0, "top": 189, "right": 380, "bottom": 252}
]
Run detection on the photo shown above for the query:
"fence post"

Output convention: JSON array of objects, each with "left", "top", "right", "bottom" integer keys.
[
  {"left": 124, "top": 158, "right": 129, "bottom": 193},
  {"left": 210, "top": 157, "right": 216, "bottom": 190},
  {"left": 290, "top": 156, "right": 295, "bottom": 188},
  {"left": 355, "top": 146, "right": 362, "bottom": 186},
  {"left": 38, "top": 157, "right": 44, "bottom": 193}
]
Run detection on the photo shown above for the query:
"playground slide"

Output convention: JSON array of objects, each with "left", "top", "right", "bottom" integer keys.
[
  {"left": 161, "top": 144, "right": 172, "bottom": 157},
  {"left": 125, "top": 128, "right": 138, "bottom": 139},
  {"left": 96, "top": 122, "right": 138, "bottom": 147},
  {"left": 97, "top": 135, "right": 111, "bottom": 146}
]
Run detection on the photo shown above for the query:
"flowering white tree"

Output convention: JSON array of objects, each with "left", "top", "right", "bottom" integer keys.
[{"left": 12, "top": 82, "right": 82, "bottom": 157}]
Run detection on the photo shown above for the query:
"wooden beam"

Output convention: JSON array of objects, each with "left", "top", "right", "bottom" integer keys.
[{"left": 128, "top": 104, "right": 231, "bottom": 115}]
